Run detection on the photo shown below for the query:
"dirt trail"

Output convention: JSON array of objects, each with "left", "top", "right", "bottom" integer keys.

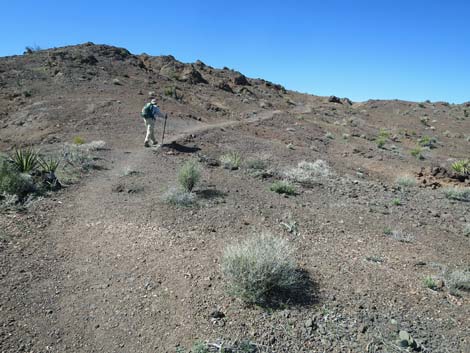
[{"left": 6, "top": 110, "right": 281, "bottom": 352}]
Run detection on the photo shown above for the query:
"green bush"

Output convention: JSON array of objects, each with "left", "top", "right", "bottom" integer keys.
[
  {"left": 270, "top": 180, "right": 296, "bottom": 195},
  {"left": 10, "top": 147, "right": 39, "bottom": 173},
  {"left": 178, "top": 160, "right": 201, "bottom": 192},
  {"left": 220, "top": 151, "right": 242, "bottom": 170},
  {"left": 222, "top": 234, "right": 300, "bottom": 304}
]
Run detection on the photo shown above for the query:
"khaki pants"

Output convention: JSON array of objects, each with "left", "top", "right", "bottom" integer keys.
[{"left": 143, "top": 117, "right": 156, "bottom": 145}]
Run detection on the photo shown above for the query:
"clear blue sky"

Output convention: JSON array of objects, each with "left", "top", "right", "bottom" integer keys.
[{"left": 1, "top": 0, "right": 469, "bottom": 103}]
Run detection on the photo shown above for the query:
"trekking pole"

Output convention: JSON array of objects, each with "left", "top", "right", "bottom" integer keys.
[{"left": 161, "top": 114, "right": 168, "bottom": 146}]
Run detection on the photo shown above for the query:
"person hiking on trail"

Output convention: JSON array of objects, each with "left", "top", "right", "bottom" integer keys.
[{"left": 141, "top": 99, "right": 166, "bottom": 147}]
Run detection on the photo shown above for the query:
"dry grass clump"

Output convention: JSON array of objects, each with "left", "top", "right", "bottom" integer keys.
[
  {"left": 446, "top": 269, "right": 470, "bottom": 295},
  {"left": 163, "top": 187, "right": 196, "bottom": 207},
  {"left": 396, "top": 175, "right": 417, "bottom": 188},
  {"left": 222, "top": 234, "right": 300, "bottom": 304},
  {"left": 284, "top": 160, "right": 331, "bottom": 184},
  {"left": 220, "top": 151, "right": 242, "bottom": 170},
  {"left": 443, "top": 187, "right": 470, "bottom": 202}
]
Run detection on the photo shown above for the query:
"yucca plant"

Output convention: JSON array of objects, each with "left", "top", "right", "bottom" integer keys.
[
  {"left": 10, "top": 147, "right": 39, "bottom": 173},
  {"left": 38, "top": 157, "right": 61, "bottom": 173},
  {"left": 451, "top": 159, "right": 470, "bottom": 177}
]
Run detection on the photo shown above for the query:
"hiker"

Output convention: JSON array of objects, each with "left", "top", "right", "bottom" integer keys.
[{"left": 141, "top": 99, "right": 166, "bottom": 147}]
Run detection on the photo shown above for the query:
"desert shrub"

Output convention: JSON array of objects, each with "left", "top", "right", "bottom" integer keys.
[
  {"left": 418, "top": 135, "right": 437, "bottom": 148},
  {"left": 376, "top": 137, "right": 386, "bottom": 148},
  {"left": 423, "top": 276, "right": 437, "bottom": 290},
  {"left": 178, "top": 160, "right": 201, "bottom": 192},
  {"left": 163, "top": 187, "right": 196, "bottom": 207},
  {"left": 191, "top": 342, "right": 209, "bottom": 353},
  {"left": 420, "top": 116, "right": 430, "bottom": 126},
  {"left": 396, "top": 175, "right": 417, "bottom": 188},
  {"left": 284, "top": 160, "right": 331, "bottom": 184},
  {"left": 73, "top": 136, "right": 85, "bottom": 145},
  {"left": 62, "top": 144, "right": 94, "bottom": 170},
  {"left": 10, "top": 147, "right": 39, "bottom": 173},
  {"left": 378, "top": 128, "right": 391, "bottom": 139},
  {"left": 270, "top": 180, "right": 296, "bottom": 195},
  {"left": 220, "top": 151, "right": 242, "bottom": 170},
  {"left": 410, "top": 147, "right": 424, "bottom": 160},
  {"left": 446, "top": 269, "right": 470, "bottom": 295},
  {"left": 325, "top": 131, "right": 335, "bottom": 139},
  {"left": 222, "top": 233, "right": 300, "bottom": 304},
  {"left": 443, "top": 187, "right": 470, "bottom": 202},
  {"left": 451, "top": 159, "right": 470, "bottom": 177},
  {"left": 0, "top": 161, "right": 35, "bottom": 198}
]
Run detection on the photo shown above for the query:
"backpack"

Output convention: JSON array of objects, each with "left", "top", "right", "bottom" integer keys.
[{"left": 141, "top": 103, "right": 153, "bottom": 118}]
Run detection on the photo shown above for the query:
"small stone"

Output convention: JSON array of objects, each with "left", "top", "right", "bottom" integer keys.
[{"left": 210, "top": 310, "right": 225, "bottom": 319}]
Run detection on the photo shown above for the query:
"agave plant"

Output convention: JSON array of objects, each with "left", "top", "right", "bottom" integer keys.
[
  {"left": 10, "top": 147, "right": 39, "bottom": 173},
  {"left": 451, "top": 159, "right": 470, "bottom": 176}
]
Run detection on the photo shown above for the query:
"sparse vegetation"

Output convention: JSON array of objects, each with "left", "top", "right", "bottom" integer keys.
[
  {"left": 178, "top": 160, "right": 201, "bottom": 192},
  {"left": 163, "top": 187, "right": 196, "bottom": 207},
  {"left": 222, "top": 233, "right": 300, "bottom": 304},
  {"left": 418, "top": 135, "right": 437, "bottom": 148},
  {"left": 376, "top": 137, "right": 386, "bottom": 148},
  {"left": 410, "top": 146, "right": 424, "bottom": 160},
  {"left": 443, "top": 187, "right": 470, "bottom": 202},
  {"left": 220, "top": 151, "right": 242, "bottom": 170},
  {"left": 396, "top": 175, "right": 417, "bottom": 188},
  {"left": 284, "top": 160, "right": 331, "bottom": 184},
  {"left": 270, "top": 180, "right": 296, "bottom": 195},
  {"left": 446, "top": 269, "right": 470, "bottom": 295},
  {"left": 423, "top": 276, "right": 437, "bottom": 290},
  {"left": 62, "top": 143, "right": 95, "bottom": 171},
  {"left": 73, "top": 136, "right": 86, "bottom": 145},
  {"left": 392, "top": 198, "right": 402, "bottom": 206}
]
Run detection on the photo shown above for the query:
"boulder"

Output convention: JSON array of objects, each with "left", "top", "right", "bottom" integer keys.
[
  {"left": 328, "top": 96, "right": 342, "bottom": 104},
  {"left": 233, "top": 74, "right": 250, "bottom": 86}
]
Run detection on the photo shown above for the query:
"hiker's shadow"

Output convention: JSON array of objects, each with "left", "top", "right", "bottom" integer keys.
[{"left": 162, "top": 142, "right": 200, "bottom": 154}]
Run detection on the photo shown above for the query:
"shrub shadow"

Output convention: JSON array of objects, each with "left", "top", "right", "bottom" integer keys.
[
  {"left": 162, "top": 142, "right": 201, "bottom": 154},
  {"left": 261, "top": 269, "right": 319, "bottom": 309},
  {"left": 195, "top": 188, "right": 227, "bottom": 200}
]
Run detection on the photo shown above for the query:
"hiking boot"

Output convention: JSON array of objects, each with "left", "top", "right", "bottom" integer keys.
[
  {"left": 152, "top": 141, "right": 159, "bottom": 146},
  {"left": 144, "top": 142, "right": 150, "bottom": 148}
]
